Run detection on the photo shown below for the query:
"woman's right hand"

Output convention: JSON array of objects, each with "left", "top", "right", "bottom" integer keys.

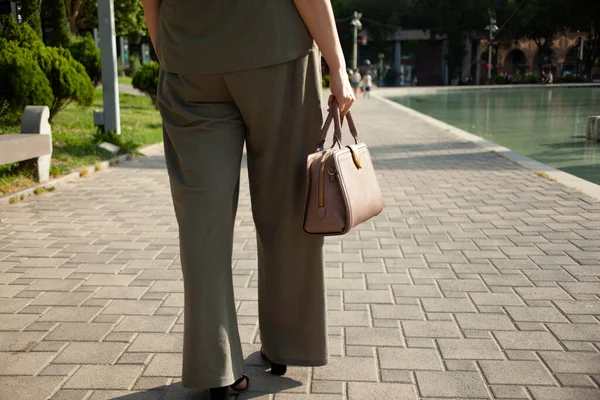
[{"left": 328, "top": 68, "right": 355, "bottom": 117}]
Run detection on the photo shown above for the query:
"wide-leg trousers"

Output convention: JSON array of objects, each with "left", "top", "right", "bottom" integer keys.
[{"left": 157, "top": 47, "right": 327, "bottom": 390}]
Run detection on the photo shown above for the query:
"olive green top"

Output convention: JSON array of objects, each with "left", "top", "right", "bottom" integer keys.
[{"left": 157, "top": 0, "right": 314, "bottom": 75}]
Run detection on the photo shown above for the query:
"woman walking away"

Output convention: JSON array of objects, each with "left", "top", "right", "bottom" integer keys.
[
  {"left": 350, "top": 68, "right": 362, "bottom": 95},
  {"left": 141, "top": 0, "right": 355, "bottom": 399}
]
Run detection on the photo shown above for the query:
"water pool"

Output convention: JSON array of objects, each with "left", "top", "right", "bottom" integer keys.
[{"left": 391, "top": 87, "right": 600, "bottom": 184}]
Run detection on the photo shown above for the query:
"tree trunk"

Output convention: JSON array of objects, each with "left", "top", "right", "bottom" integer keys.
[{"left": 461, "top": 34, "right": 473, "bottom": 82}]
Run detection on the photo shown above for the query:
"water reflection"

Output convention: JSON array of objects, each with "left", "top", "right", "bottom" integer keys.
[{"left": 392, "top": 87, "right": 600, "bottom": 184}]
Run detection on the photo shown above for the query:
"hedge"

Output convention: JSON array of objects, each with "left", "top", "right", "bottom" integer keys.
[
  {"left": 0, "top": 15, "right": 93, "bottom": 122},
  {"left": 132, "top": 62, "right": 160, "bottom": 108}
]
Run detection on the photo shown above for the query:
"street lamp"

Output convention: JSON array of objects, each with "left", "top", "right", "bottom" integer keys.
[
  {"left": 485, "top": 16, "right": 498, "bottom": 84},
  {"left": 350, "top": 11, "right": 362, "bottom": 70}
]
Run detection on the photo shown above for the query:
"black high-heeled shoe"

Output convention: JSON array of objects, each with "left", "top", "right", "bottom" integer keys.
[
  {"left": 260, "top": 347, "right": 287, "bottom": 376},
  {"left": 209, "top": 375, "right": 249, "bottom": 400}
]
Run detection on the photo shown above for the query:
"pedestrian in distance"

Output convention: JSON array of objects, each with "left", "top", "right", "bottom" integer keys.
[
  {"left": 350, "top": 68, "right": 362, "bottom": 96},
  {"left": 140, "top": 0, "right": 355, "bottom": 399},
  {"left": 362, "top": 72, "right": 373, "bottom": 98}
]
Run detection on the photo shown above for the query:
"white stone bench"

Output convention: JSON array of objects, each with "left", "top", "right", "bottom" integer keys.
[
  {"left": 587, "top": 116, "right": 600, "bottom": 142},
  {"left": 0, "top": 106, "right": 52, "bottom": 182}
]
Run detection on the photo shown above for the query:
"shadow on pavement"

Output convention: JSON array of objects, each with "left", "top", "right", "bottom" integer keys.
[{"left": 112, "top": 351, "right": 303, "bottom": 399}]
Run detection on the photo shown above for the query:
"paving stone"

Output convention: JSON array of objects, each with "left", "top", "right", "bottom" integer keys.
[
  {"left": 54, "top": 342, "right": 127, "bottom": 364},
  {"left": 489, "top": 385, "right": 528, "bottom": 399},
  {"left": 554, "top": 300, "right": 600, "bottom": 315},
  {"left": 344, "top": 290, "right": 392, "bottom": 304},
  {"left": 392, "top": 284, "right": 441, "bottom": 298},
  {"left": 539, "top": 351, "right": 600, "bottom": 374},
  {"left": 0, "top": 352, "right": 55, "bottom": 375},
  {"left": 345, "top": 327, "right": 403, "bottom": 346},
  {"left": 45, "top": 322, "right": 113, "bottom": 341},
  {"left": 454, "top": 313, "right": 515, "bottom": 330},
  {"left": 370, "top": 304, "right": 424, "bottom": 320},
  {"left": 437, "top": 279, "right": 488, "bottom": 292},
  {"left": 470, "top": 293, "right": 524, "bottom": 306},
  {"left": 313, "top": 356, "right": 377, "bottom": 381},
  {"left": 128, "top": 333, "right": 183, "bottom": 353},
  {"left": 0, "top": 376, "right": 65, "bottom": 400},
  {"left": 0, "top": 331, "right": 44, "bottom": 351},
  {"left": 39, "top": 364, "right": 78, "bottom": 376},
  {"left": 38, "top": 306, "right": 102, "bottom": 322},
  {"left": 0, "top": 297, "right": 30, "bottom": 313},
  {"left": 437, "top": 339, "right": 503, "bottom": 360},
  {"left": 547, "top": 323, "right": 600, "bottom": 341},
  {"left": 479, "top": 360, "right": 555, "bottom": 385},
  {"left": 493, "top": 331, "right": 562, "bottom": 350},
  {"left": 401, "top": 321, "right": 460, "bottom": 338},
  {"left": 327, "top": 311, "right": 369, "bottom": 327},
  {"left": 84, "top": 274, "right": 136, "bottom": 286},
  {"left": 504, "top": 306, "right": 567, "bottom": 322},
  {"left": 142, "top": 353, "right": 181, "bottom": 377},
  {"left": 64, "top": 365, "right": 144, "bottom": 389},
  {"left": 421, "top": 298, "right": 476, "bottom": 312},
  {"left": 114, "top": 316, "right": 177, "bottom": 332},
  {"left": 415, "top": 371, "right": 488, "bottom": 398},
  {"left": 514, "top": 287, "right": 571, "bottom": 300},
  {"left": 0, "top": 314, "right": 37, "bottom": 331},
  {"left": 92, "top": 286, "right": 148, "bottom": 299},
  {"left": 311, "top": 380, "right": 344, "bottom": 394},
  {"left": 347, "top": 382, "right": 416, "bottom": 399},
  {"left": 556, "top": 373, "right": 597, "bottom": 387},
  {"left": 31, "top": 292, "right": 90, "bottom": 306},
  {"left": 378, "top": 348, "right": 442, "bottom": 370},
  {"left": 26, "top": 279, "right": 81, "bottom": 292},
  {"left": 103, "top": 300, "right": 161, "bottom": 315},
  {"left": 528, "top": 387, "right": 600, "bottom": 400}
]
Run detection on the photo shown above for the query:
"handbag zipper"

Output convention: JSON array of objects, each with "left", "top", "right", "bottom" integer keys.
[{"left": 319, "top": 152, "right": 334, "bottom": 208}]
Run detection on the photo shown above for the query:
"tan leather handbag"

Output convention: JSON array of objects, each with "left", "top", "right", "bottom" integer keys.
[{"left": 303, "top": 104, "right": 384, "bottom": 236}]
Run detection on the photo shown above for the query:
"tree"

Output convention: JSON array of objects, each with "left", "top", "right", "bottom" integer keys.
[
  {"left": 502, "top": 0, "right": 571, "bottom": 74},
  {"left": 568, "top": 0, "right": 600, "bottom": 78},
  {"left": 64, "top": 0, "right": 86, "bottom": 34},
  {"left": 41, "top": 0, "right": 71, "bottom": 47},
  {"left": 79, "top": 0, "right": 147, "bottom": 38},
  {"left": 0, "top": 15, "right": 93, "bottom": 121},
  {"left": 19, "top": 0, "right": 43, "bottom": 39}
]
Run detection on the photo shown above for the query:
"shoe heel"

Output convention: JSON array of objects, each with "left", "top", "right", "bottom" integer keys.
[
  {"left": 270, "top": 362, "right": 287, "bottom": 376},
  {"left": 209, "top": 386, "right": 228, "bottom": 400},
  {"left": 260, "top": 347, "right": 287, "bottom": 376}
]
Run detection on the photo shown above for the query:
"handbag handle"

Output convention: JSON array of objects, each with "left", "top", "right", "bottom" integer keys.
[{"left": 316, "top": 103, "right": 359, "bottom": 152}]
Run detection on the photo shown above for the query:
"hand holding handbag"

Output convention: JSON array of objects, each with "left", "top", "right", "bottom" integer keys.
[{"left": 303, "top": 103, "right": 384, "bottom": 236}]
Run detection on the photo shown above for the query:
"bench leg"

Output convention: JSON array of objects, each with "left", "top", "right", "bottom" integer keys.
[{"left": 37, "top": 154, "right": 51, "bottom": 183}]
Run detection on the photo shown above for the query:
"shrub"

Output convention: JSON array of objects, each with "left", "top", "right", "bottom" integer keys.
[
  {"left": 69, "top": 35, "right": 101, "bottom": 86},
  {"left": 37, "top": 46, "right": 94, "bottom": 120},
  {"left": 128, "top": 54, "right": 142, "bottom": 77},
  {"left": 0, "top": 40, "right": 53, "bottom": 124},
  {"left": 494, "top": 75, "right": 505, "bottom": 85},
  {"left": 132, "top": 62, "right": 160, "bottom": 108},
  {"left": 0, "top": 15, "right": 93, "bottom": 122},
  {"left": 322, "top": 74, "right": 331, "bottom": 88},
  {"left": 562, "top": 73, "right": 576, "bottom": 83},
  {"left": 511, "top": 73, "right": 523, "bottom": 83},
  {"left": 525, "top": 75, "right": 539, "bottom": 84}
]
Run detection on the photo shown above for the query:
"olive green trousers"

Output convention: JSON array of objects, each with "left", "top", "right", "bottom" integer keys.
[{"left": 157, "top": 47, "right": 327, "bottom": 390}]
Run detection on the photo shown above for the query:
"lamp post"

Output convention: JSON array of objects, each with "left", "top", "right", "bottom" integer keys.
[
  {"left": 485, "top": 15, "right": 498, "bottom": 84},
  {"left": 350, "top": 11, "right": 362, "bottom": 70},
  {"left": 97, "top": 0, "right": 120, "bottom": 134}
]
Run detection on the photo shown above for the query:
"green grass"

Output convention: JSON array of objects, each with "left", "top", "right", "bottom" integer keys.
[
  {"left": 0, "top": 89, "right": 162, "bottom": 195},
  {"left": 118, "top": 76, "right": 133, "bottom": 86}
]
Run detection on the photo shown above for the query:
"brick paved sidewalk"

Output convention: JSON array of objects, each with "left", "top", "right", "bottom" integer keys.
[{"left": 0, "top": 95, "right": 599, "bottom": 400}]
